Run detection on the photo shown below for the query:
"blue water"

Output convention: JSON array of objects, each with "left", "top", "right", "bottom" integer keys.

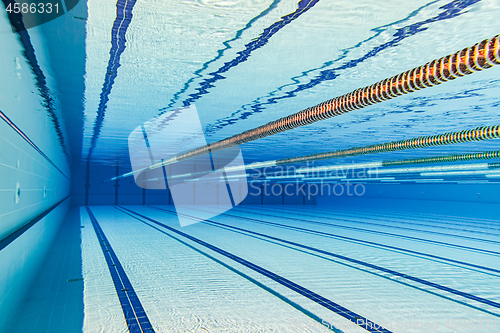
[{"left": 1, "top": 0, "right": 500, "bottom": 332}]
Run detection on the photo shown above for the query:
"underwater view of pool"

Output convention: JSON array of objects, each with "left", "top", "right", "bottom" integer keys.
[{"left": 1, "top": 0, "right": 500, "bottom": 332}]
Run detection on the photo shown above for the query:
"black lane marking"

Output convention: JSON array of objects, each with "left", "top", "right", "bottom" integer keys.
[
  {"left": 85, "top": 207, "right": 155, "bottom": 333},
  {"left": 85, "top": 0, "right": 137, "bottom": 161},
  {"left": 181, "top": 0, "right": 319, "bottom": 107},
  {"left": 141, "top": 125, "right": 155, "bottom": 164},
  {"left": 256, "top": 205, "right": 500, "bottom": 238},
  {"left": 161, "top": 0, "right": 281, "bottom": 111},
  {"left": 202, "top": 0, "right": 480, "bottom": 135},
  {"left": 199, "top": 207, "right": 500, "bottom": 275},
  {"left": 162, "top": 206, "right": 500, "bottom": 276},
  {"left": 118, "top": 206, "right": 394, "bottom": 333},
  {"left": 113, "top": 207, "right": 342, "bottom": 333},
  {"left": 236, "top": 205, "right": 500, "bottom": 246},
  {"left": 200, "top": 216, "right": 500, "bottom": 318},
  {"left": 158, "top": 208, "right": 500, "bottom": 319},
  {"left": 296, "top": 206, "right": 500, "bottom": 230},
  {"left": 114, "top": 163, "right": 120, "bottom": 206},
  {"left": 332, "top": 206, "right": 500, "bottom": 224},
  {"left": 221, "top": 168, "right": 235, "bottom": 207},
  {"left": 231, "top": 206, "right": 500, "bottom": 256},
  {"left": 84, "top": 0, "right": 137, "bottom": 204},
  {"left": 0, "top": 110, "right": 69, "bottom": 180},
  {"left": 148, "top": 206, "right": 500, "bottom": 315},
  {"left": 283, "top": 205, "right": 500, "bottom": 229},
  {"left": 0, "top": 196, "right": 69, "bottom": 251}
]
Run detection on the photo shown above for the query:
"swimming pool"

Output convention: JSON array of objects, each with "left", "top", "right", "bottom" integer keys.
[{"left": 1, "top": 0, "right": 500, "bottom": 332}]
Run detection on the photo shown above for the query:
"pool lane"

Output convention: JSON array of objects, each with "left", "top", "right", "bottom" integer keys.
[
  {"left": 147, "top": 205, "right": 500, "bottom": 317},
  {"left": 214, "top": 206, "right": 500, "bottom": 275},
  {"left": 230, "top": 206, "right": 500, "bottom": 276},
  {"left": 123, "top": 206, "right": 499, "bottom": 333},
  {"left": 250, "top": 205, "right": 500, "bottom": 241},
  {"left": 85, "top": 207, "right": 155, "bottom": 333},
  {"left": 292, "top": 206, "right": 500, "bottom": 227},
  {"left": 191, "top": 206, "right": 500, "bottom": 307},
  {"left": 82, "top": 205, "right": 500, "bottom": 332},
  {"left": 292, "top": 207, "right": 500, "bottom": 231},
  {"left": 234, "top": 206, "right": 500, "bottom": 256},
  {"left": 84, "top": 206, "right": 338, "bottom": 333},
  {"left": 119, "top": 206, "right": 393, "bottom": 333}
]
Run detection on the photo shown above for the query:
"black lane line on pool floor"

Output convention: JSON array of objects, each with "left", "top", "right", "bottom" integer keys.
[
  {"left": 117, "top": 206, "right": 393, "bottom": 333},
  {"left": 301, "top": 205, "right": 500, "bottom": 224},
  {"left": 291, "top": 206, "right": 500, "bottom": 232},
  {"left": 278, "top": 205, "right": 500, "bottom": 231},
  {"left": 148, "top": 206, "right": 500, "bottom": 317},
  {"left": 233, "top": 207, "right": 500, "bottom": 273},
  {"left": 228, "top": 206, "right": 500, "bottom": 257},
  {"left": 154, "top": 206, "right": 500, "bottom": 277},
  {"left": 250, "top": 205, "right": 500, "bottom": 238},
  {"left": 113, "top": 207, "right": 342, "bottom": 333},
  {"left": 85, "top": 207, "right": 155, "bottom": 333}
]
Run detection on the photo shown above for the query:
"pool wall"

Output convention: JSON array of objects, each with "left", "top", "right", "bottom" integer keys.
[{"left": 0, "top": 3, "right": 86, "bottom": 330}]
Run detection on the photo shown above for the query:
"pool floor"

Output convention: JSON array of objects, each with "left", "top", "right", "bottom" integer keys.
[{"left": 8, "top": 204, "right": 500, "bottom": 333}]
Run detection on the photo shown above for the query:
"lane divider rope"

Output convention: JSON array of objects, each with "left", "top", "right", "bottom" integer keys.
[
  {"left": 277, "top": 125, "right": 500, "bottom": 165},
  {"left": 157, "top": 35, "right": 500, "bottom": 166},
  {"left": 382, "top": 151, "right": 500, "bottom": 167}
]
